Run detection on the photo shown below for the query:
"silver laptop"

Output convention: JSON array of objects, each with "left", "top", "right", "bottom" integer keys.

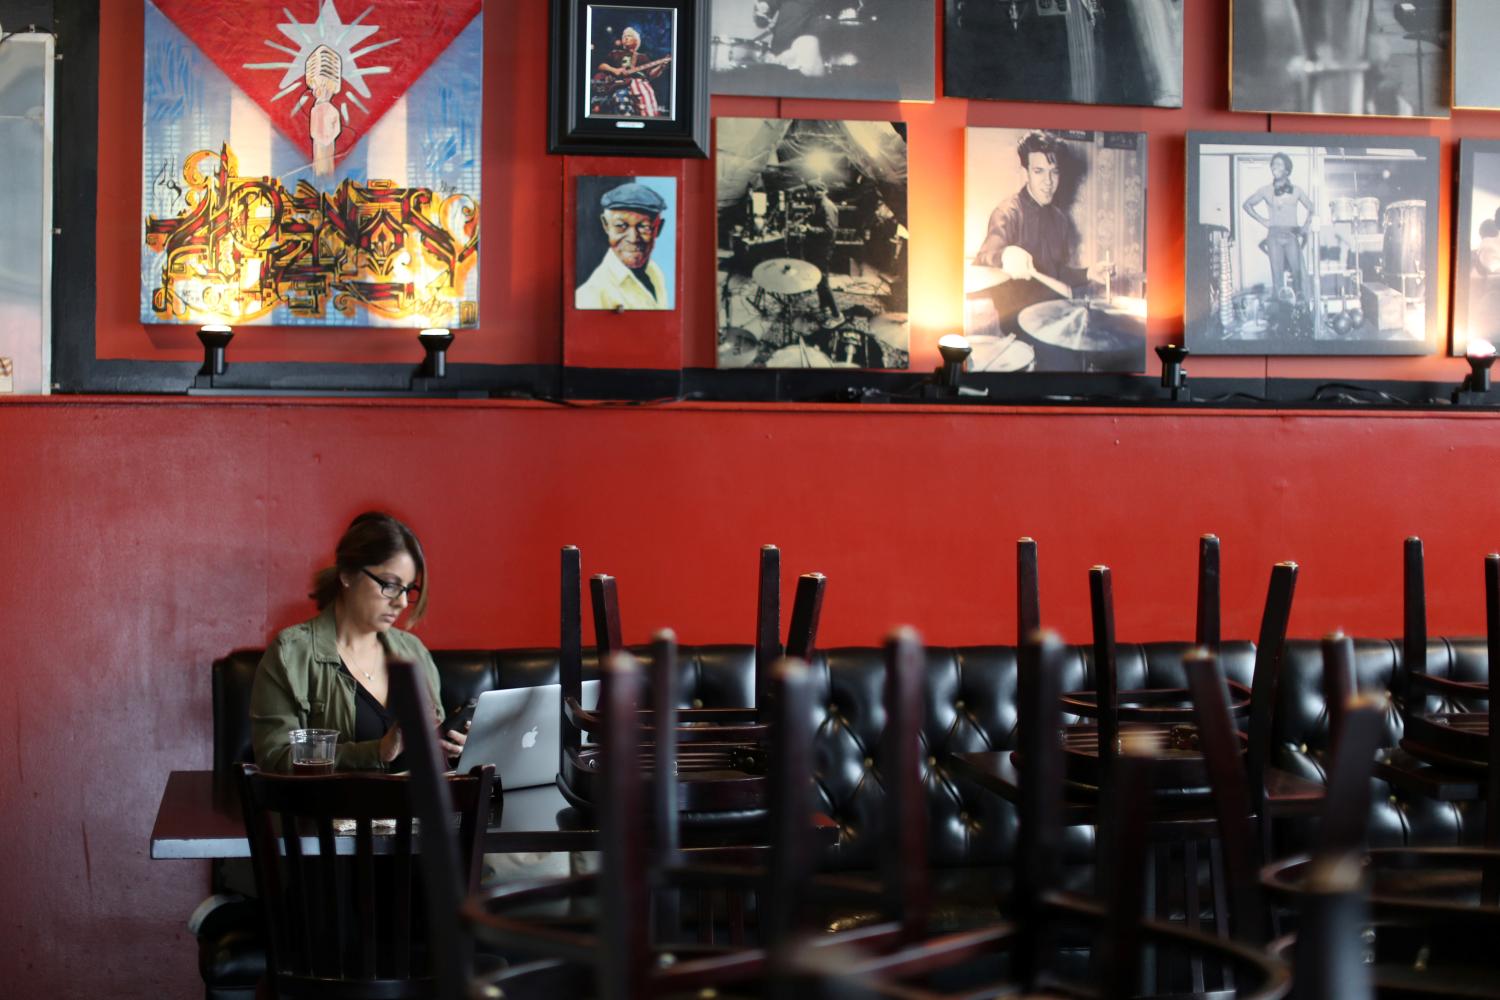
[{"left": 455, "top": 681, "right": 599, "bottom": 790}]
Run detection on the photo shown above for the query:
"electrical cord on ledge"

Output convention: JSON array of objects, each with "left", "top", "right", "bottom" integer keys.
[{"left": 1310, "top": 382, "right": 1413, "bottom": 406}]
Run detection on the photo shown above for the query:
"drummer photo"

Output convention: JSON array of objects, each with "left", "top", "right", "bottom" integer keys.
[
  {"left": 715, "top": 118, "right": 910, "bottom": 369},
  {"left": 1231, "top": 0, "right": 1449, "bottom": 118},
  {"left": 1184, "top": 132, "right": 1439, "bottom": 356},
  {"left": 962, "top": 128, "right": 1147, "bottom": 373},
  {"left": 574, "top": 175, "right": 678, "bottom": 311},
  {"left": 586, "top": 5, "right": 679, "bottom": 121},
  {"left": 945, "top": 0, "right": 1183, "bottom": 108},
  {"left": 1451, "top": 140, "right": 1500, "bottom": 357},
  {"left": 708, "top": 0, "right": 935, "bottom": 101}
]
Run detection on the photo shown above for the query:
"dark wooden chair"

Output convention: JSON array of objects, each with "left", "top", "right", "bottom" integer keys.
[
  {"left": 462, "top": 647, "right": 846, "bottom": 999},
  {"left": 559, "top": 552, "right": 827, "bottom": 818},
  {"left": 236, "top": 752, "right": 492, "bottom": 999},
  {"left": 795, "top": 633, "right": 1291, "bottom": 1000}
]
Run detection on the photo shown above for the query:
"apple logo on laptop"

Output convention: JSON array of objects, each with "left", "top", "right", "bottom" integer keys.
[{"left": 521, "top": 725, "right": 539, "bottom": 749}]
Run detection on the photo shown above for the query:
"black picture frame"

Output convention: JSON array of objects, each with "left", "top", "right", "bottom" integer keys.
[
  {"left": 549, "top": 0, "right": 709, "bottom": 158},
  {"left": 1184, "top": 130, "right": 1439, "bottom": 357},
  {"left": 1451, "top": 140, "right": 1500, "bottom": 357}
]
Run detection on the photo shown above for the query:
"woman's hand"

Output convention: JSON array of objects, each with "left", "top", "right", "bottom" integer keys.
[
  {"left": 378, "top": 725, "right": 404, "bottom": 764},
  {"left": 439, "top": 720, "right": 470, "bottom": 761}
]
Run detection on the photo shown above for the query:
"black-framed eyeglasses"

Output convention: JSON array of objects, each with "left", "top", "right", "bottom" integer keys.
[{"left": 361, "top": 567, "right": 422, "bottom": 601}]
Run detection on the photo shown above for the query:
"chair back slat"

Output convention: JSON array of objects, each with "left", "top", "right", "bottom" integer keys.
[
  {"left": 1197, "top": 533, "right": 1221, "bottom": 648},
  {"left": 1099, "top": 752, "right": 1155, "bottom": 1000},
  {"left": 1401, "top": 536, "right": 1426, "bottom": 703},
  {"left": 561, "top": 546, "right": 584, "bottom": 776},
  {"left": 785, "top": 572, "right": 826, "bottom": 661},
  {"left": 1314, "top": 698, "right": 1383, "bottom": 857},
  {"left": 315, "top": 816, "right": 341, "bottom": 978},
  {"left": 1015, "top": 628, "right": 1065, "bottom": 990},
  {"left": 755, "top": 544, "right": 781, "bottom": 713},
  {"left": 600, "top": 651, "right": 648, "bottom": 1000},
  {"left": 1185, "top": 648, "right": 1266, "bottom": 945},
  {"left": 591, "top": 573, "right": 624, "bottom": 656},
  {"left": 1322, "top": 632, "right": 1357, "bottom": 751},
  {"left": 356, "top": 817, "right": 379, "bottom": 977},
  {"left": 1290, "top": 856, "right": 1372, "bottom": 1000},
  {"left": 651, "top": 629, "right": 682, "bottom": 939},
  {"left": 278, "top": 807, "right": 312, "bottom": 975},
  {"left": 392, "top": 822, "right": 413, "bottom": 979},
  {"left": 1089, "top": 566, "right": 1120, "bottom": 769},
  {"left": 882, "top": 627, "right": 929, "bottom": 940},
  {"left": 1017, "top": 537, "right": 1040, "bottom": 645},
  {"left": 766, "top": 656, "right": 815, "bottom": 959},
  {"left": 1485, "top": 554, "right": 1500, "bottom": 902},
  {"left": 387, "top": 658, "right": 495, "bottom": 1000},
  {"left": 1247, "top": 562, "right": 1298, "bottom": 811}
]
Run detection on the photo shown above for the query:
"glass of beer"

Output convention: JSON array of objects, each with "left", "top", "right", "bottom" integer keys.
[{"left": 289, "top": 728, "right": 338, "bottom": 775}]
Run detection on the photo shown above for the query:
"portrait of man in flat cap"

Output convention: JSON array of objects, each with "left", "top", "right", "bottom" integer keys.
[{"left": 575, "top": 176, "right": 677, "bottom": 310}]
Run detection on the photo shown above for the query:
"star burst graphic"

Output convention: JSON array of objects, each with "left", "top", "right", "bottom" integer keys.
[{"left": 244, "top": 2, "right": 399, "bottom": 121}]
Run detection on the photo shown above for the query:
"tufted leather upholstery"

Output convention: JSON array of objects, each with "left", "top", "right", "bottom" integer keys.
[{"left": 1274, "top": 637, "right": 1489, "bottom": 848}]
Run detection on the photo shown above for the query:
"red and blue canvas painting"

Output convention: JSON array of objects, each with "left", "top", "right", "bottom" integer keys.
[{"left": 141, "top": 1, "right": 483, "bottom": 327}]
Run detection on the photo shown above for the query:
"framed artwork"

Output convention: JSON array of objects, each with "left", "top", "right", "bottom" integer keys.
[
  {"left": 0, "top": 31, "right": 53, "bottom": 394},
  {"left": 963, "top": 128, "right": 1147, "bottom": 373},
  {"left": 550, "top": 0, "right": 710, "bottom": 157},
  {"left": 709, "top": 0, "right": 935, "bottom": 102},
  {"left": 1451, "top": 141, "right": 1500, "bottom": 356},
  {"left": 944, "top": 0, "right": 1183, "bottom": 108},
  {"left": 574, "top": 176, "right": 678, "bottom": 310},
  {"left": 1454, "top": 1, "right": 1500, "bottom": 109},
  {"left": 715, "top": 118, "right": 909, "bottom": 369},
  {"left": 1231, "top": 0, "right": 1450, "bottom": 118},
  {"left": 140, "top": 0, "right": 482, "bottom": 329},
  {"left": 1184, "top": 131, "right": 1439, "bottom": 356}
]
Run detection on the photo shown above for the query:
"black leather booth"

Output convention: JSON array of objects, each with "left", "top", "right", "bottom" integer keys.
[{"left": 201, "top": 636, "right": 1488, "bottom": 999}]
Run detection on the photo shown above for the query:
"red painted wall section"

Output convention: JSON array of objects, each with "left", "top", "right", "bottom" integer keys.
[{"left": 4, "top": 399, "right": 1500, "bottom": 999}]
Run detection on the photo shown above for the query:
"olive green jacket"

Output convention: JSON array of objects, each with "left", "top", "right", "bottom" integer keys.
[{"left": 250, "top": 605, "right": 443, "bottom": 773}]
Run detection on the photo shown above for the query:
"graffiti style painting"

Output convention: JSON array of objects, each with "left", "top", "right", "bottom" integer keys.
[{"left": 141, "top": 1, "right": 482, "bottom": 328}]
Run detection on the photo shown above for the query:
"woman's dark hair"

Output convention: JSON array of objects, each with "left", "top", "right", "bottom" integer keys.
[
  {"left": 1270, "top": 152, "right": 1294, "bottom": 175},
  {"left": 309, "top": 511, "right": 430, "bottom": 624}
]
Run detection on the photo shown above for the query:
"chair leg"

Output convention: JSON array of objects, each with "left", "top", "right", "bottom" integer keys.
[{"left": 1184, "top": 840, "right": 1205, "bottom": 995}]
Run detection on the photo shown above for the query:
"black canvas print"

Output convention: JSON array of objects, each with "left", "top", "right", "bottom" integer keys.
[
  {"left": 709, "top": 0, "right": 935, "bottom": 100},
  {"left": 963, "top": 128, "right": 1148, "bottom": 373},
  {"left": 1231, "top": 0, "right": 1450, "bottom": 118},
  {"left": 716, "top": 118, "right": 909, "bottom": 369},
  {"left": 1185, "top": 132, "right": 1439, "bottom": 356},
  {"left": 1454, "top": 0, "right": 1500, "bottom": 109},
  {"left": 944, "top": 0, "right": 1183, "bottom": 107},
  {"left": 1451, "top": 141, "right": 1500, "bottom": 356}
]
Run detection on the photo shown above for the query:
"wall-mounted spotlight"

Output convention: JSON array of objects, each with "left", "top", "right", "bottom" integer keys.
[
  {"left": 1155, "top": 343, "right": 1190, "bottom": 402},
  {"left": 416, "top": 328, "right": 455, "bottom": 382},
  {"left": 194, "top": 325, "right": 234, "bottom": 388},
  {"left": 1453, "top": 339, "right": 1497, "bottom": 405},
  {"left": 937, "top": 333, "right": 972, "bottom": 395}
]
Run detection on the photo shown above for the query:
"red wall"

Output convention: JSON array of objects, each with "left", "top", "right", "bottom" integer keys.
[
  {"left": 9, "top": 2, "right": 1500, "bottom": 999},
  {"left": 4, "top": 398, "right": 1500, "bottom": 1000}
]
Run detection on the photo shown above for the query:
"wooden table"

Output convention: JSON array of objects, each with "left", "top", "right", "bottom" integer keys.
[
  {"left": 150, "top": 770, "right": 834, "bottom": 860},
  {"left": 948, "top": 749, "right": 1326, "bottom": 821}
]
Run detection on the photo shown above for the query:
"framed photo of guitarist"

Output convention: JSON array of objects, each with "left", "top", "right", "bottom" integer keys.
[{"left": 550, "top": 0, "right": 710, "bottom": 156}]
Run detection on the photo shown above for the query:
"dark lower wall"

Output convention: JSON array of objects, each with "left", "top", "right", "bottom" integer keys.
[{"left": 0, "top": 398, "right": 1494, "bottom": 998}]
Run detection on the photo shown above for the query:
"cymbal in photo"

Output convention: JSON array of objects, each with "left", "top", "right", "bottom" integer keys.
[{"left": 753, "top": 257, "right": 823, "bottom": 295}]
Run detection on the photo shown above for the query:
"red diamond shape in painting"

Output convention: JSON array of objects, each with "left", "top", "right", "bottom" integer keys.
[{"left": 151, "top": 0, "right": 480, "bottom": 161}]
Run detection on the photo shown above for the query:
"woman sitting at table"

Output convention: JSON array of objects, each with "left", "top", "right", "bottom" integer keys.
[{"left": 251, "top": 511, "right": 466, "bottom": 772}]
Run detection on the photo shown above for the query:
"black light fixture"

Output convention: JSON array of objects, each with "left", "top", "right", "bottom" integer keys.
[
  {"left": 1155, "top": 343, "right": 1191, "bottom": 402},
  {"left": 1453, "top": 338, "right": 1497, "bottom": 405},
  {"left": 417, "top": 328, "right": 455, "bottom": 380},
  {"left": 937, "top": 334, "right": 972, "bottom": 394},
  {"left": 194, "top": 325, "right": 233, "bottom": 388}
]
